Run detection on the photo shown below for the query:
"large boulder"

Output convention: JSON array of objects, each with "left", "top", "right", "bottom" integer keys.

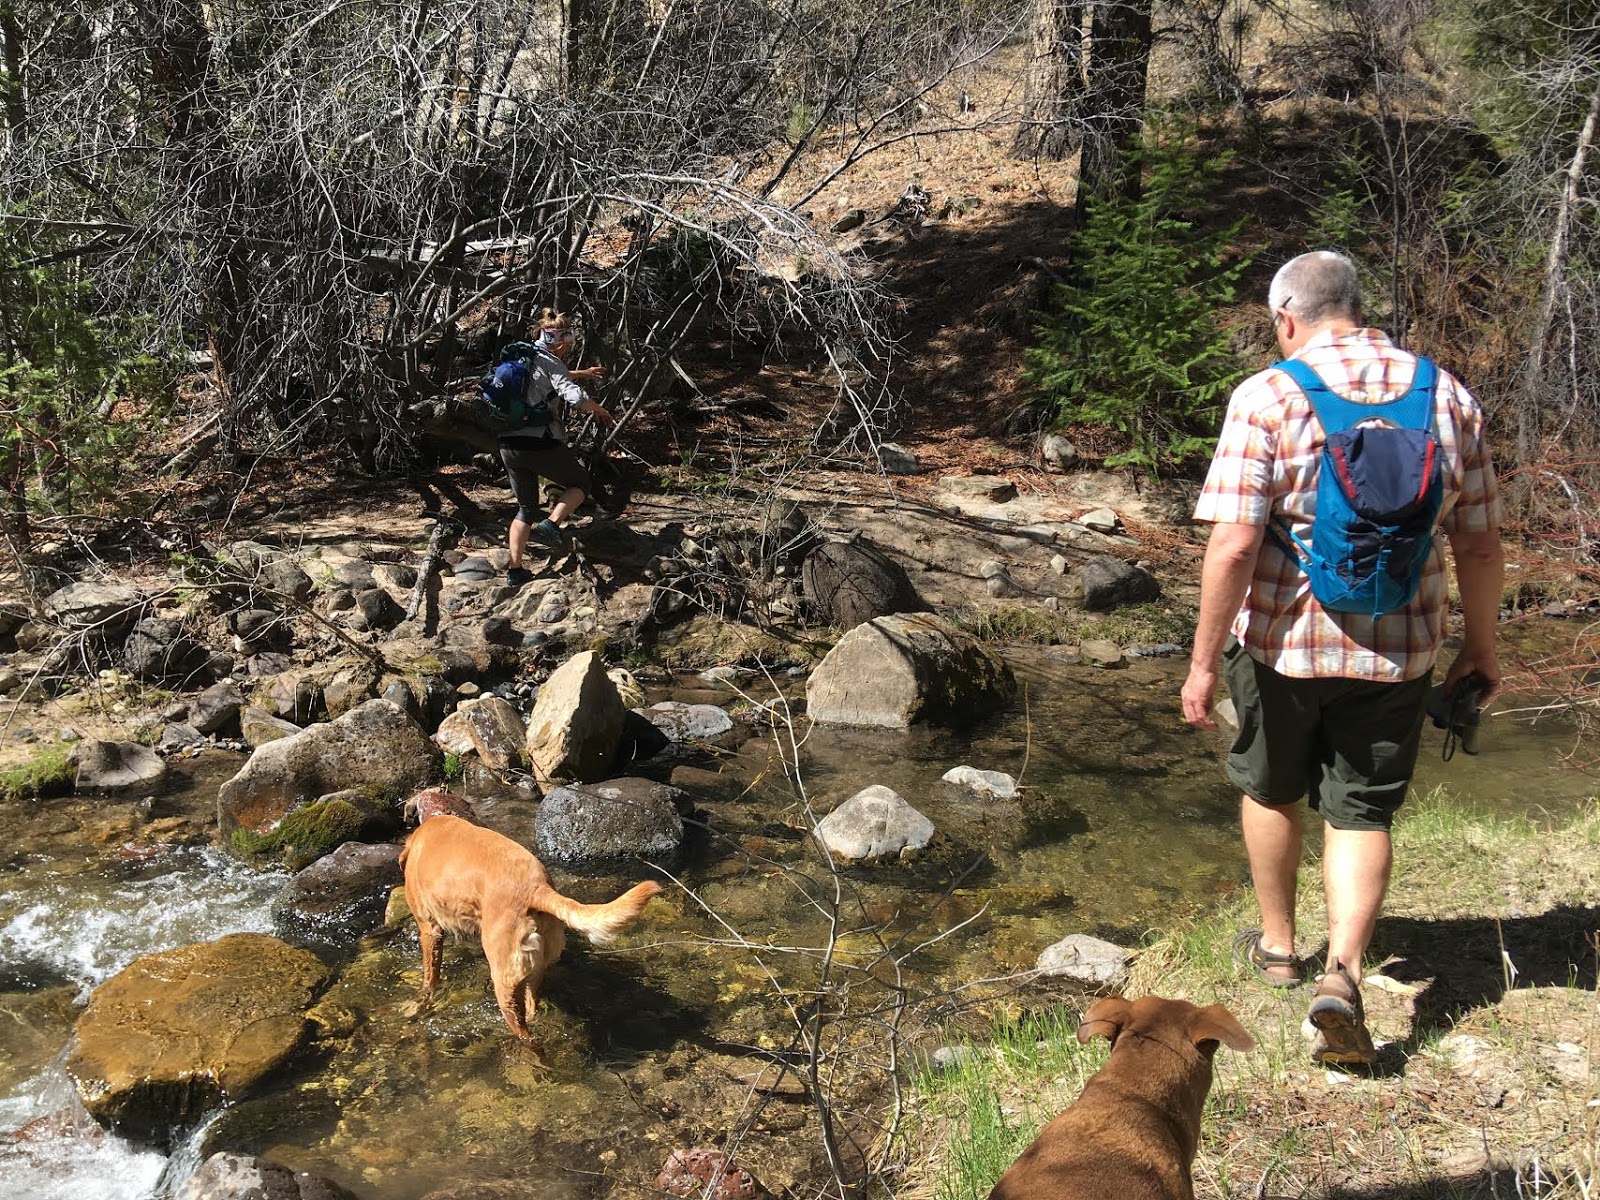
[
  {"left": 271, "top": 841, "right": 403, "bottom": 946},
  {"left": 1080, "top": 556, "right": 1160, "bottom": 611},
  {"left": 801, "top": 539, "right": 922, "bottom": 628},
  {"left": 217, "top": 699, "right": 440, "bottom": 838},
  {"left": 435, "top": 696, "right": 526, "bottom": 770},
  {"left": 535, "top": 777, "right": 686, "bottom": 869},
  {"left": 815, "top": 785, "right": 935, "bottom": 863},
  {"left": 177, "top": 1152, "right": 358, "bottom": 1200},
  {"left": 123, "top": 618, "right": 212, "bottom": 684},
  {"left": 524, "top": 650, "right": 627, "bottom": 785},
  {"left": 42, "top": 581, "right": 142, "bottom": 630},
  {"left": 805, "top": 614, "right": 1015, "bottom": 729},
  {"left": 65, "top": 933, "right": 329, "bottom": 1147},
  {"left": 71, "top": 739, "right": 168, "bottom": 791}
]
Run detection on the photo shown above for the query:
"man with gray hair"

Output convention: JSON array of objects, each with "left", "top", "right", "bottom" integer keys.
[{"left": 1182, "top": 250, "right": 1504, "bottom": 1065}]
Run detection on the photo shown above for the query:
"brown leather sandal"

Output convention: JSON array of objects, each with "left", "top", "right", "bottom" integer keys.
[
  {"left": 1232, "top": 928, "right": 1305, "bottom": 988},
  {"left": 1309, "top": 962, "right": 1377, "bottom": 1066}
]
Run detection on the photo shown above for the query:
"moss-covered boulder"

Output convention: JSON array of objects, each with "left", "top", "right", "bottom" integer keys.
[
  {"left": 228, "top": 790, "right": 395, "bottom": 868},
  {"left": 217, "top": 699, "right": 440, "bottom": 838},
  {"left": 66, "top": 933, "right": 328, "bottom": 1147}
]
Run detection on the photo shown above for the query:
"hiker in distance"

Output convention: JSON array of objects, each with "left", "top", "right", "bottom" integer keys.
[
  {"left": 1181, "top": 250, "right": 1505, "bottom": 1066},
  {"left": 485, "top": 307, "right": 616, "bottom": 588}
]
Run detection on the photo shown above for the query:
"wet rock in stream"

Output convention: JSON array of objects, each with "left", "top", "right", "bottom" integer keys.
[
  {"left": 815, "top": 785, "right": 935, "bottom": 862},
  {"left": 536, "top": 777, "right": 688, "bottom": 869},
  {"left": 178, "top": 1151, "right": 358, "bottom": 1200},
  {"left": 272, "top": 840, "right": 404, "bottom": 946},
  {"left": 66, "top": 933, "right": 329, "bottom": 1147}
]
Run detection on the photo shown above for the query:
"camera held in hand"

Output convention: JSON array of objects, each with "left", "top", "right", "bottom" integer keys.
[{"left": 1427, "top": 672, "right": 1487, "bottom": 759}]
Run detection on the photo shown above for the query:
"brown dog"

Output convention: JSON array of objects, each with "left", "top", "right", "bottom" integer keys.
[
  {"left": 399, "top": 814, "right": 662, "bottom": 1043},
  {"left": 987, "top": 996, "right": 1253, "bottom": 1200}
]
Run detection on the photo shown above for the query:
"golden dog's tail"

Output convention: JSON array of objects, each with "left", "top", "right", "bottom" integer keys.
[{"left": 531, "top": 880, "right": 663, "bottom": 943}]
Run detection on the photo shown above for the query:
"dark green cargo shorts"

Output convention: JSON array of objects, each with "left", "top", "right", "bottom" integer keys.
[{"left": 1221, "top": 639, "right": 1432, "bottom": 831}]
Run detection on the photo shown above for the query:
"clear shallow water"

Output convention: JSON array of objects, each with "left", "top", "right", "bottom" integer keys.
[{"left": 0, "top": 648, "right": 1591, "bottom": 1198}]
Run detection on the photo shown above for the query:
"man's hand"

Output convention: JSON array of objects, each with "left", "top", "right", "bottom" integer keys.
[
  {"left": 1181, "top": 664, "right": 1220, "bottom": 729},
  {"left": 588, "top": 403, "right": 617, "bottom": 428},
  {"left": 1442, "top": 642, "right": 1501, "bottom": 704},
  {"left": 570, "top": 365, "right": 608, "bottom": 385}
]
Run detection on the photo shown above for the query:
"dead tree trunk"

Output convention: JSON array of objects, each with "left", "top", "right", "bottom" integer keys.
[
  {"left": 1077, "top": 0, "right": 1153, "bottom": 215},
  {"left": 1519, "top": 75, "right": 1600, "bottom": 485},
  {"left": 136, "top": 0, "right": 250, "bottom": 451},
  {"left": 1013, "top": 0, "right": 1085, "bottom": 160}
]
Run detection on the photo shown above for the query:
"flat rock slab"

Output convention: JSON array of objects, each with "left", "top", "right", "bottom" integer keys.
[
  {"left": 43, "top": 581, "right": 142, "bottom": 629},
  {"left": 71, "top": 739, "right": 167, "bottom": 791},
  {"left": 67, "top": 933, "right": 329, "bottom": 1147},
  {"left": 938, "top": 476, "right": 1017, "bottom": 504}
]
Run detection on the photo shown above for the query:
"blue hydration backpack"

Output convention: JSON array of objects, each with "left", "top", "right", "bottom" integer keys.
[
  {"left": 1267, "top": 356, "right": 1444, "bottom": 617},
  {"left": 478, "top": 341, "right": 553, "bottom": 435}
]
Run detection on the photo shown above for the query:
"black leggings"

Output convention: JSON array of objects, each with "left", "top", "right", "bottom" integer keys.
[{"left": 499, "top": 438, "right": 592, "bottom": 523}]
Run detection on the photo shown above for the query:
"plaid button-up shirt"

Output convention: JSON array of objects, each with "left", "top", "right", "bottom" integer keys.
[{"left": 1193, "top": 327, "right": 1502, "bottom": 682}]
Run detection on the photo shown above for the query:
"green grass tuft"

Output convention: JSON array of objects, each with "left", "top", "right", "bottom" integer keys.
[{"left": 0, "top": 744, "right": 77, "bottom": 801}]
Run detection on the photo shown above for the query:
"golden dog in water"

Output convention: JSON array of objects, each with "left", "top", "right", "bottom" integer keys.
[
  {"left": 987, "top": 996, "right": 1253, "bottom": 1200},
  {"left": 399, "top": 814, "right": 661, "bottom": 1043}
]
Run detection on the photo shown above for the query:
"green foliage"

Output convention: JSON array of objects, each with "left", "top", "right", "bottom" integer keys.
[
  {"left": 0, "top": 745, "right": 77, "bottom": 802},
  {"left": 442, "top": 752, "right": 465, "bottom": 781},
  {"left": 1024, "top": 127, "right": 1253, "bottom": 474},
  {"left": 0, "top": 225, "right": 173, "bottom": 521}
]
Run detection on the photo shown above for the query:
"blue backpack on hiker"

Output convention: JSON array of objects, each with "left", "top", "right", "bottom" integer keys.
[
  {"left": 478, "top": 341, "right": 554, "bottom": 435},
  {"left": 1267, "top": 356, "right": 1445, "bottom": 617}
]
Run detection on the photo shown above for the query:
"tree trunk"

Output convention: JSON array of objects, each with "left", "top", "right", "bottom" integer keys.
[
  {"left": 1077, "top": 0, "right": 1153, "bottom": 214},
  {"left": 1013, "top": 0, "right": 1085, "bottom": 160},
  {"left": 136, "top": 0, "right": 250, "bottom": 443},
  {"left": 0, "top": 0, "right": 25, "bottom": 140},
  {"left": 1519, "top": 75, "right": 1600, "bottom": 483}
]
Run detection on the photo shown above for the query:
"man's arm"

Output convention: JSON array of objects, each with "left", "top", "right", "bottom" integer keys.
[
  {"left": 1181, "top": 521, "right": 1266, "bottom": 729},
  {"left": 1445, "top": 527, "right": 1504, "bottom": 700}
]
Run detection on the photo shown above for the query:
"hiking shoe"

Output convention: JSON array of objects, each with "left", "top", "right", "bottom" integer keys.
[
  {"left": 505, "top": 565, "right": 534, "bottom": 589},
  {"left": 1308, "top": 962, "right": 1377, "bottom": 1066},
  {"left": 530, "top": 519, "right": 564, "bottom": 548}
]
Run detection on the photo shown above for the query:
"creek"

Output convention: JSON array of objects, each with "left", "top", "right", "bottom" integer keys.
[{"left": 0, "top": 644, "right": 1592, "bottom": 1199}]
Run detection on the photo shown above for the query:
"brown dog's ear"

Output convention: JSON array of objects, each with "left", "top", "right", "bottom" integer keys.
[
  {"left": 1077, "top": 997, "right": 1132, "bottom": 1045},
  {"left": 1187, "top": 1003, "right": 1254, "bottom": 1052}
]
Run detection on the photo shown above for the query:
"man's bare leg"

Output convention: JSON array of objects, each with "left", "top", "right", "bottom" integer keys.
[
  {"left": 1241, "top": 795, "right": 1302, "bottom": 977},
  {"left": 1322, "top": 824, "right": 1391, "bottom": 973}
]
